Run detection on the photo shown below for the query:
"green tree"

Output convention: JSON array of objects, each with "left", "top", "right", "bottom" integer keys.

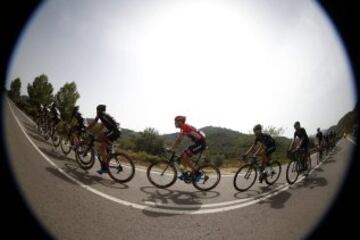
[
  {"left": 135, "top": 128, "right": 164, "bottom": 155},
  {"left": 263, "top": 125, "right": 285, "bottom": 137},
  {"left": 55, "top": 82, "right": 80, "bottom": 122},
  {"left": 8, "top": 78, "right": 21, "bottom": 103},
  {"left": 27, "top": 74, "right": 54, "bottom": 107}
]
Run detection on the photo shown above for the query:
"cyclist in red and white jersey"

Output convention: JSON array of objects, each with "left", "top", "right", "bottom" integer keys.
[{"left": 170, "top": 116, "right": 206, "bottom": 180}]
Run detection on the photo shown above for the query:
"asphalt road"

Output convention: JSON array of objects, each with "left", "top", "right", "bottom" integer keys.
[{"left": 3, "top": 99, "right": 357, "bottom": 240}]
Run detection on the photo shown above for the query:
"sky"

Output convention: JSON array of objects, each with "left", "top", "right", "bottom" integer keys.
[{"left": 6, "top": 0, "right": 357, "bottom": 138}]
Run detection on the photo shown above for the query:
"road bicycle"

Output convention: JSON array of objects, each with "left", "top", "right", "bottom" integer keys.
[
  {"left": 59, "top": 124, "right": 87, "bottom": 155},
  {"left": 75, "top": 131, "right": 135, "bottom": 183},
  {"left": 233, "top": 155, "right": 281, "bottom": 192},
  {"left": 146, "top": 148, "right": 221, "bottom": 191},
  {"left": 286, "top": 148, "right": 311, "bottom": 184}
]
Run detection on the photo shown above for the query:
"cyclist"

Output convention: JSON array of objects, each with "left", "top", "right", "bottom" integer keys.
[
  {"left": 243, "top": 124, "right": 276, "bottom": 182},
  {"left": 324, "top": 133, "right": 329, "bottom": 153},
  {"left": 42, "top": 104, "right": 51, "bottom": 129},
  {"left": 331, "top": 131, "right": 336, "bottom": 147},
  {"left": 49, "top": 102, "right": 61, "bottom": 130},
  {"left": 87, "top": 104, "right": 121, "bottom": 174},
  {"left": 70, "top": 105, "right": 86, "bottom": 144},
  {"left": 316, "top": 128, "right": 323, "bottom": 154},
  {"left": 170, "top": 116, "right": 206, "bottom": 182},
  {"left": 36, "top": 104, "right": 45, "bottom": 123},
  {"left": 289, "top": 121, "right": 310, "bottom": 172}
]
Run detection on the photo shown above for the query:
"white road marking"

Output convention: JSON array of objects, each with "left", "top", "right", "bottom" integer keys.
[{"left": 7, "top": 100, "right": 329, "bottom": 215}]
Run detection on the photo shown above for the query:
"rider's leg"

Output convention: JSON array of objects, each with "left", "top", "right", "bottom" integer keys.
[
  {"left": 97, "top": 132, "right": 108, "bottom": 167},
  {"left": 258, "top": 147, "right": 268, "bottom": 170},
  {"left": 180, "top": 151, "right": 195, "bottom": 172}
]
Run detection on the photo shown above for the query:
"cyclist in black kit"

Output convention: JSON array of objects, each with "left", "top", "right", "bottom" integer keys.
[
  {"left": 70, "top": 106, "right": 86, "bottom": 143},
  {"left": 243, "top": 124, "right": 276, "bottom": 182},
  {"left": 316, "top": 128, "right": 323, "bottom": 148},
  {"left": 87, "top": 104, "right": 121, "bottom": 174},
  {"left": 289, "top": 121, "right": 310, "bottom": 171}
]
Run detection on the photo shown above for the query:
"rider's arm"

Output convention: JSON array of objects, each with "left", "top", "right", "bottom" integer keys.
[
  {"left": 254, "top": 143, "right": 265, "bottom": 155},
  {"left": 171, "top": 134, "right": 184, "bottom": 151},
  {"left": 289, "top": 136, "right": 296, "bottom": 150},
  {"left": 244, "top": 143, "right": 255, "bottom": 156}
]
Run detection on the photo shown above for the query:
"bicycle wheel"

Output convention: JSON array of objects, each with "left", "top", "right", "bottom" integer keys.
[
  {"left": 107, "top": 153, "right": 135, "bottom": 183},
  {"left": 60, "top": 136, "right": 72, "bottom": 155},
  {"left": 43, "top": 124, "right": 51, "bottom": 141},
  {"left": 75, "top": 141, "right": 95, "bottom": 170},
  {"left": 265, "top": 161, "right": 281, "bottom": 185},
  {"left": 193, "top": 164, "right": 221, "bottom": 191},
  {"left": 51, "top": 129, "right": 61, "bottom": 147},
  {"left": 286, "top": 159, "right": 299, "bottom": 184},
  {"left": 233, "top": 164, "right": 257, "bottom": 191},
  {"left": 147, "top": 160, "right": 177, "bottom": 189}
]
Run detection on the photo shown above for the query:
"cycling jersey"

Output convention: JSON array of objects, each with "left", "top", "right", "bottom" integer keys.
[
  {"left": 294, "top": 127, "right": 309, "bottom": 150},
  {"left": 180, "top": 123, "right": 205, "bottom": 142},
  {"left": 254, "top": 133, "right": 275, "bottom": 148},
  {"left": 98, "top": 112, "right": 120, "bottom": 133}
]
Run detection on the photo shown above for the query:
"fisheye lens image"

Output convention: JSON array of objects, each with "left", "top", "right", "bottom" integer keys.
[{"left": 3, "top": 0, "right": 358, "bottom": 239}]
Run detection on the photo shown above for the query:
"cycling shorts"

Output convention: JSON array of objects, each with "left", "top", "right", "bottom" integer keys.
[
  {"left": 265, "top": 145, "right": 276, "bottom": 158},
  {"left": 182, "top": 139, "right": 207, "bottom": 158},
  {"left": 105, "top": 129, "right": 121, "bottom": 142}
]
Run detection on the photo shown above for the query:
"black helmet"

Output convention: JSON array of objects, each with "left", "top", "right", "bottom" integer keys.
[
  {"left": 317, "top": 128, "right": 320, "bottom": 132},
  {"left": 253, "top": 124, "right": 262, "bottom": 132},
  {"left": 96, "top": 104, "right": 106, "bottom": 113},
  {"left": 294, "top": 121, "right": 300, "bottom": 128}
]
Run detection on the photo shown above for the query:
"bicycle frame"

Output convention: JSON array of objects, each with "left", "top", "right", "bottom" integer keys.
[
  {"left": 290, "top": 149, "right": 307, "bottom": 172},
  {"left": 244, "top": 156, "right": 265, "bottom": 178},
  {"left": 165, "top": 149, "right": 205, "bottom": 173}
]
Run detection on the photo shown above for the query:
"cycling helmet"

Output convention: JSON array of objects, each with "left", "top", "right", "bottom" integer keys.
[
  {"left": 96, "top": 104, "right": 106, "bottom": 113},
  {"left": 253, "top": 124, "right": 262, "bottom": 132},
  {"left": 175, "top": 116, "right": 186, "bottom": 123},
  {"left": 294, "top": 121, "right": 300, "bottom": 128}
]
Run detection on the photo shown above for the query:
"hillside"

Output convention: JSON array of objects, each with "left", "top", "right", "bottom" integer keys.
[{"left": 333, "top": 101, "right": 358, "bottom": 137}]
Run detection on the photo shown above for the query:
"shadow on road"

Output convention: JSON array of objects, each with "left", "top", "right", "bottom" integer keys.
[
  {"left": 322, "top": 155, "right": 336, "bottom": 164},
  {"left": 45, "top": 162, "right": 129, "bottom": 190},
  {"left": 45, "top": 166, "right": 77, "bottom": 185},
  {"left": 23, "top": 121, "right": 39, "bottom": 133},
  {"left": 140, "top": 186, "right": 220, "bottom": 217},
  {"left": 27, "top": 132, "right": 52, "bottom": 145},
  {"left": 258, "top": 190, "right": 292, "bottom": 209},
  {"left": 233, "top": 182, "right": 284, "bottom": 200},
  {"left": 292, "top": 175, "right": 328, "bottom": 190},
  {"left": 39, "top": 146, "right": 74, "bottom": 162},
  {"left": 314, "top": 167, "right": 324, "bottom": 172}
]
